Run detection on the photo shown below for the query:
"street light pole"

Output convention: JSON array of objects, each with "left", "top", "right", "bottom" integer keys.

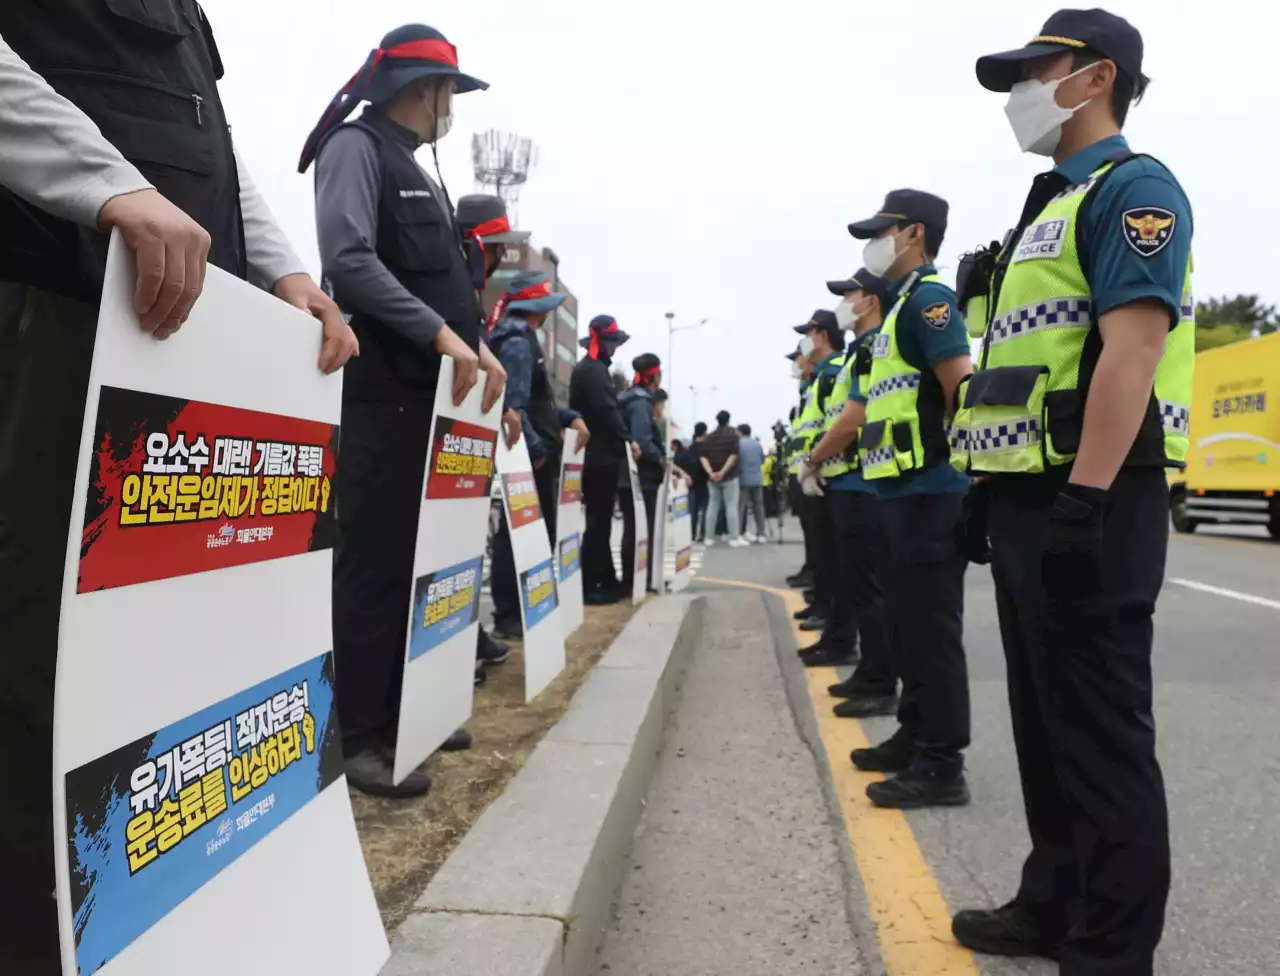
[{"left": 666, "top": 313, "right": 709, "bottom": 430}]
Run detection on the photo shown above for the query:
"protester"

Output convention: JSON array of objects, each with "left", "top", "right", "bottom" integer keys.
[
  {"left": 570, "top": 315, "right": 634, "bottom": 604},
  {"left": 303, "top": 23, "right": 501, "bottom": 799},
  {"left": 488, "top": 271, "right": 590, "bottom": 637},
  {"left": 700, "top": 410, "right": 747, "bottom": 547},
  {"left": 672, "top": 438, "right": 700, "bottom": 489},
  {"left": 618, "top": 353, "right": 666, "bottom": 592},
  {"left": 0, "top": 14, "right": 359, "bottom": 970},
  {"left": 737, "top": 423, "right": 768, "bottom": 542},
  {"left": 689, "top": 421, "right": 711, "bottom": 542}
]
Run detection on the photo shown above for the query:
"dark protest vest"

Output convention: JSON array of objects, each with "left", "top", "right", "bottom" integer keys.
[
  {"left": 492, "top": 324, "right": 560, "bottom": 450},
  {"left": 0, "top": 0, "right": 246, "bottom": 301},
  {"left": 325, "top": 111, "right": 480, "bottom": 403}
]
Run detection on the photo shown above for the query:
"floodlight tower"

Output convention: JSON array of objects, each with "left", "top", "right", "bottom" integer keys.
[{"left": 471, "top": 129, "right": 537, "bottom": 225}]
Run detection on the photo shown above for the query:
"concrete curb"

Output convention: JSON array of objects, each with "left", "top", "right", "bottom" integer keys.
[{"left": 381, "top": 595, "right": 706, "bottom": 976}]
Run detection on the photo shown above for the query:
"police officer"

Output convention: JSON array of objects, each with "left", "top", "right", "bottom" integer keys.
[
  {"left": 1, "top": 10, "right": 357, "bottom": 968},
  {"left": 803, "top": 269, "right": 900, "bottom": 717},
  {"left": 949, "top": 12, "right": 1191, "bottom": 971},
  {"left": 488, "top": 270, "right": 590, "bottom": 636},
  {"left": 836, "top": 190, "right": 973, "bottom": 809},
  {"left": 784, "top": 347, "right": 818, "bottom": 588},
  {"left": 303, "top": 24, "right": 508, "bottom": 798},
  {"left": 791, "top": 310, "right": 854, "bottom": 665}
]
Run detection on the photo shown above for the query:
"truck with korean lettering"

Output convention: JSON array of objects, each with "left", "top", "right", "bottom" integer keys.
[{"left": 1170, "top": 331, "right": 1280, "bottom": 537}]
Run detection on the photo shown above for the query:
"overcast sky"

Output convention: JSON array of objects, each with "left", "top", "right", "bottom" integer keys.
[{"left": 216, "top": 0, "right": 1275, "bottom": 440}]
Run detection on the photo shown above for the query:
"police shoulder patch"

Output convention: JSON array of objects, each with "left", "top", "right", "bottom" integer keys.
[
  {"left": 921, "top": 302, "right": 952, "bottom": 330},
  {"left": 1122, "top": 207, "right": 1177, "bottom": 258}
]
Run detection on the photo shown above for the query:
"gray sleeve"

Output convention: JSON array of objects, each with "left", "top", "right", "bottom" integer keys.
[
  {"left": 234, "top": 145, "right": 307, "bottom": 291},
  {"left": 314, "top": 127, "right": 443, "bottom": 353},
  {"left": 0, "top": 33, "right": 153, "bottom": 226}
]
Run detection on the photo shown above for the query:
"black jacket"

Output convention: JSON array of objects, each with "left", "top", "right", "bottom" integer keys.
[{"left": 569, "top": 355, "right": 629, "bottom": 467}]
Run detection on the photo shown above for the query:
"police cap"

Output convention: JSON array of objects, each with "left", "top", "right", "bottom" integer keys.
[
  {"left": 793, "top": 309, "right": 844, "bottom": 351},
  {"left": 827, "top": 267, "right": 892, "bottom": 309},
  {"left": 975, "top": 8, "right": 1143, "bottom": 93},
  {"left": 848, "top": 189, "right": 949, "bottom": 240}
]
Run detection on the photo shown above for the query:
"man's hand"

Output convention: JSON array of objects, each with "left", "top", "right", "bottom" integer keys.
[
  {"left": 798, "top": 458, "right": 825, "bottom": 497},
  {"left": 1042, "top": 483, "right": 1108, "bottom": 600},
  {"left": 630, "top": 441, "right": 642, "bottom": 461},
  {"left": 477, "top": 343, "right": 507, "bottom": 414},
  {"left": 433, "top": 325, "right": 480, "bottom": 406},
  {"left": 99, "top": 188, "right": 211, "bottom": 339},
  {"left": 710, "top": 470, "right": 723, "bottom": 483},
  {"left": 502, "top": 409, "right": 522, "bottom": 447},
  {"left": 571, "top": 418, "right": 591, "bottom": 450},
  {"left": 955, "top": 479, "right": 992, "bottom": 565},
  {"left": 273, "top": 273, "right": 359, "bottom": 374}
]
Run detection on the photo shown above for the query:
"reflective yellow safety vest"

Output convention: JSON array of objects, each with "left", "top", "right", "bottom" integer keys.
[
  {"left": 820, "top": 346, "right": 874, "bottom": 480},
  {"left": 788, "top": 379, "right": 823, "bottom": 475},
  {"left": 950, "top": 158, "right": 1194, "bottom": 475},
  {"left": 858, "top": 274, "right": 951, "bottom": 480},
  {"left": 805, "top": 354, "right": 848, "bottom": 479}
]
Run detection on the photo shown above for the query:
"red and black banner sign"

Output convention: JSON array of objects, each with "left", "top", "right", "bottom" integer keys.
[
  {"left": 425, "top": 417, "right": 498, "bottom": 500},
  {"left": 503, "top": 473, "right": 542, "bottom": 529},
  {"left": 78, "top": 387, "right": 338, "bottom": 593},
  {"left": 559, "top": 463, "right": 583, "bottom": 505}
]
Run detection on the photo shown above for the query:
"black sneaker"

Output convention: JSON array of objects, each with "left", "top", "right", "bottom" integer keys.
[
  {"left": 833, "top": 692, "right": 899, "bottom": 718},
  {"left": 786, "top": 571, "right": 814, "bottom": 589},
  {"left": 799, "top": 645, "right": 857, "bottom": 668},
  {"left": 829, "top": 674, "right": 894, "bottom": 699},
  {"left": 439, "top": 727, "right": 473, "bottom": 752},
  {"left": 952, "top": 902, "right": 1062, "bottom": 959},
  {"left": 851, "top": 727, "right": 915, "bottom": 772},
  {"left": 474, "top": 663, "right": 487, "bottom": 687},
  {"left": 793, "top": 603, "right": 823, "bottom": 621},
  {"left": 492, "top": 618, "right": 524, "bottom": 641},
  {"left": 866, "top": 768, "right": 970, "bottom": 809},
  {"left": 345, "top": 749, "right": 432, "bottom": 799},
  {"left": 478, "top": 629, "right": 511, "bottom": 665},
  {"left": 798, "top": 615, "right": 827, "bottom": 632}
]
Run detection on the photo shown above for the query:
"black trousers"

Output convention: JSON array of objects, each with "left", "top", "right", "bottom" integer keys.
[
  {"left": 990, "top": 470, "right": 1170, "bottom": 975},
  {"left": 581, "top": 460, "right": 620, "bottom": 595},
  {"left": 332, "top": 398, "right": 433, "bottom": 757},
  {"left": 619, "top": 483, "right": 658, "bottom": 591},
  {"left": 0, "top": 283, "right": 96, "bottom": 973},
  {"left": 691, "top": 482, "right": 709, "bottom": 541},
  {"left": 809, "top": 494, "right": 840, "bottom": 615},
  {"left": 879, "top": 492, "right": 970, "bottom": 775},
  {"left": 828, "top": 491, "right": 895, "bottom": 690},
  {"left": 795, "top": 485, "right": 816, "bottom": 576},
  {"left": 491, "top": 457, "right": 559, "bottom": 626}
]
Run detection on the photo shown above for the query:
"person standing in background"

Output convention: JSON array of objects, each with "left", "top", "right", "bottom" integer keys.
[
  {"left": 570, "top": 315, "right": 633, "bottom": 604},
  {"left": 737, "top": 423, "right": 768, "bottom": 542},
  {"left": 618, "top": 353, "right": 665, "bottom": 592},
  {"left": 689, "top": 421, "right": 711, "bottom": 542},
  {"left": 700, "top": 410, "right": 747, "bottom": 547}
]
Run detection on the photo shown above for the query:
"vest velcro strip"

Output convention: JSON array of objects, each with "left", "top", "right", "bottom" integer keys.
[
  {"left": 990, "top": 297, "right": 1091, "bottom": 345},
  {"left": 867, "top": 371, "right": 921, "bottom": 402}
]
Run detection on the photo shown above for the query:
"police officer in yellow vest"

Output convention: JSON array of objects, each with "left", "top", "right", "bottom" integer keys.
[
  {"left": 838, "top": 189, "right": 975, "bottom": 809},
  {"left": 792, "top": 310, "right": 855, "bottom": 664},
  {"left": 948, "top": 12, "right": 1192, "bottom": 972},
  {"left": 785, "top": 343, "right": 819, "bottom": 590},
  {"left": 803, "top": 268, "right": 900, "bottom": 716}
]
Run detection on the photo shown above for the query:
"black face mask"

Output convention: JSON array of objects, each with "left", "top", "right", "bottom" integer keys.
[{"left": 465, "top": 240, "right": 486, "bottom": 291}]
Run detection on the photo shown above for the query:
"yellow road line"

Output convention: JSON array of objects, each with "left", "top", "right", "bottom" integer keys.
[{"left": 700, "top": 577, "right": 980, "bottom": 976}]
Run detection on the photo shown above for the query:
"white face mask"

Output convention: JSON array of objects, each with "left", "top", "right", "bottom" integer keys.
[
  {"left": 1004, "top": 63, "right": 1094, "bottom": 157},
  {"left": 790, "top": 360, "right": 803, "bottom": 379},
  {"left": 433, "top": 113, "right": 454, "bottom": 142},
  {"left": 862, "top": 231, "right": 904, "bottom": 278},
  {"left": 798, "top": 335, "right": 815, "bottom": 359},
  {"left": 836, "top": 296, "right": 874, "bottom": 330}
]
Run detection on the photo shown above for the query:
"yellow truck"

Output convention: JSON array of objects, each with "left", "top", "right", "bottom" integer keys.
[{"left": 1171, "top": 331, "right": 1280, "bottom": 537}]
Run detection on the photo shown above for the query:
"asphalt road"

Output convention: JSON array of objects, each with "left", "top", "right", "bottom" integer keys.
[{"left": 595, "top": 523, "right": 1280, "bottom": 975}]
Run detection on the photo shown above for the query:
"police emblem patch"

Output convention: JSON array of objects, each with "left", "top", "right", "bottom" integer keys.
[
  {"left": 1122, "top": 207, "right": 1176, "bottom": 258},
  {"left": 922, "top": 302, "right": 952, "bottom": 330}
]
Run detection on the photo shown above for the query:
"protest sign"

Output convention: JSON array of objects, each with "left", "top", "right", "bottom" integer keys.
[
  {"left": 555, "top": 428, "right": 586, "bottom": 636},
  {"left": 56, "top": 238, "right": 387, "bottom": 976},
  {"left": 625, "top": 452, "right": 649, "bottom": 605},
  {"left": 497, "top": 435, "right": 566, "bottom": 700},
  {"left": 650, "top": 476, "right": 669, "bottom": 596},
  {"left": 668, "top": 480, "right": 694, "bottom": 593},
  {"left": 393, "top": 359, "right": 501, "bottom": 784}
]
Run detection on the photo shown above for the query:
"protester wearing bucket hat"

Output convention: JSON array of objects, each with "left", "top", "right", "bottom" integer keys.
[
  {"left": 840, "top": 188, "right": 975, "bottom": 812},
  {"left": 617, "top": 353, "right": 667, "bottom": 591},
  {"left": 806, "top": 270, "right": 900, "bottom": 722},
  {"left": 571, "top": 315, "right": 636, "bottom": 604},
  {"left": 457, "top": 194, "right": 531, "bottom": 291},
  {"left": 487, "top": 272, "right": 590, "bottom": 637},
  {"left": 951, "top": 10, "right": 1192, "bottom": 970},
  {"left": 308, "top": 24, "right": 496, "bottom": 799}
]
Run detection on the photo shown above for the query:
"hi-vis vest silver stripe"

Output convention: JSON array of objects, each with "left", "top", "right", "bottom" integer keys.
[
  {"left": 867, "top": 371, "right": 921, "bottom": 402},
  {"left": 955, "top": 418, "right": 1042, "bottom": 455},
  {"left": 990, "top": 297, "right": 1092, "bottom": 346},
  {"left": 1160, "top": 400, "right": 1190, "bottom": 435}
]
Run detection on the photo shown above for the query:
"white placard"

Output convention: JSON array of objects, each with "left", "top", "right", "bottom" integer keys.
[
  {"left": 650, "top": 476, "right": 669, "bottom": 597},
  {"left": 668, "top": 480, "right": 694, "bottom": 593},
  {"left": 497, "top": 436, "right": 566, "bottom": 701},
  {"left": 625, "top": 452, "right": 650, "bottom": 605},
  {"left": 393, "top": 359, "right": 502, "bottom": 784},
  {"left": 555, "top": 429, "right": 586, "bottom": 636},
  {"left": 55, "top": 236, "right": 387, "bottom": 976}
]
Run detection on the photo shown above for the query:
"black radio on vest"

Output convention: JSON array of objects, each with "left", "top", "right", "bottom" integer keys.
[{"left": 0, "top": 0, "right": 245, "bottom": 301}]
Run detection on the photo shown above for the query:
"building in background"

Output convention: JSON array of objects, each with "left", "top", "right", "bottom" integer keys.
[{"left": 483, "top": 242, "right": 578, "bottom": 406}]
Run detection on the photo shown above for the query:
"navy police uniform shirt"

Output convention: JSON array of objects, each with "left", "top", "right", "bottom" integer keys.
[
  {"left": 851, "top": 263, "right": 970, "bottom": 498},
  {"left": 1057, "top": 133, "right": 1193, "bottom": 326}
]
